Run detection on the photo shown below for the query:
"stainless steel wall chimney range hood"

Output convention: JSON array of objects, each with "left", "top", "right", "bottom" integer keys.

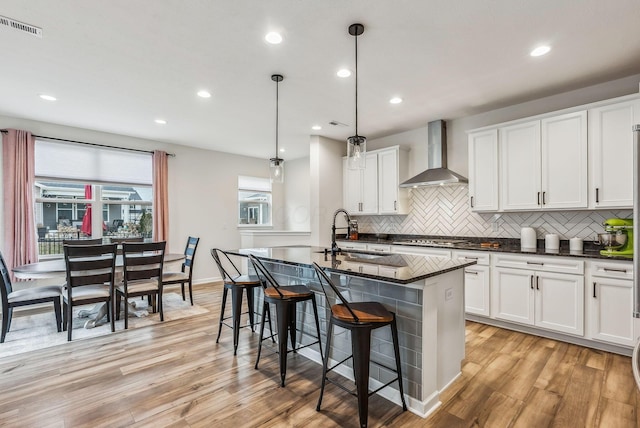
[{"left": 399, "top": 120, "right": 468, "bottom": 187}]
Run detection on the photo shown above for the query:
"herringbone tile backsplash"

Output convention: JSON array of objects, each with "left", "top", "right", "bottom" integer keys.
[{"left": 354, "top": 186, "right": 632, "bottom": 240}]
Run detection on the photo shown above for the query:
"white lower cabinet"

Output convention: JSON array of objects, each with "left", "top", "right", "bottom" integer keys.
[
  {"left": 453, "top": 250, "right": 491, "bottom": 317},
  {"left": 588, "top": 260, "right": 635, "bottom": 347},
  {"left": 492, "top": 255, "right": 584, "bottom": 336},
  {"left": 464, "top": 265, "right": 491, "bottom": 317}
]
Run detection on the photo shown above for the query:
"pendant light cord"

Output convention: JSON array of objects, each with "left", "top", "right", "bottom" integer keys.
[
  {"left": 354, "top": 32, "right": 359, "bottom": 137},
  {"left": 275, "top": 78, "right": 279, "bottom": 157}
]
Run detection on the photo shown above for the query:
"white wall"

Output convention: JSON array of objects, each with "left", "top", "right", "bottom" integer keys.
[
  {"left": 310, "top": 135, "right": 344, "bottom": 247},
  {"left": 0, "top": 115, "right": 281, "bottom": 283},
  {"left": 283, "top": 156, "right": 310, "bottom": 231}
]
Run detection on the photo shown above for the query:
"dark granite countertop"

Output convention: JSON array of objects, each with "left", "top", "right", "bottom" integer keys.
[
  {"left": 337, "top": 234, "right": 633, "bottom": 262},
  {"left": 226, "top": 246, "right": 476, "bottom": 285}
]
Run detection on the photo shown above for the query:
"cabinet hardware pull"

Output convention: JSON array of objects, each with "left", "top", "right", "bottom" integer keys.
[
  {"left": 526, "top": 261, "right": 544, "bottom": 266},
  {"left": 537, "top": 192, "right": 541, "bottom": 205},
  {"left": 593, "top": 282, "right": 597, "bottom": 298},
  {"left": 465, "top": 270, "right": 479, "bottom": 275},
  {"left": 470, "top": 196, "right": 474, "bottom": 208},
  {"left": 603, "top": 267, "right": 628, "bottom": 274},
  {"left": 595, "top": 188, "right": 599, "bottom": 204},
  {"left": 536, "top": 276, "right": 540, "bottom": 290},
  {"left": 464, "top": 257, "right": 478, "bottom": 261},
  {"left": 394, "top": 200, "right": 397, "bottom": 210},
  {"left": 542, "top": 192, "right": 546, "bottom": 205},
  {"left": 530, "top": 275, "right": 534, "bottom": 289}
]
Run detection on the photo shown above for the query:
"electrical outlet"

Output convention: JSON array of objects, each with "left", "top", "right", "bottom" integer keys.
[{"left": 445, "top": 288, "right": 453, "bottom": 301}]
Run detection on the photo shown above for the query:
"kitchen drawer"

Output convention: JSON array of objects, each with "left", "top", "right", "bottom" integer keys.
[
  {"left": 337, "top": 240, "right": 367, "bottom": 251},
  {"left": 493, "top": 254, "right": 584, "bottom": 275},
  {"left": 391, "top": 245, "right": 452, "bottom": 258},
  {"left": 452, "top": 250, "right": 490, "bottom": 266},
  {"left": 367, "top": 243, "right": 391, "bottom": 253},
  {"left": 589, "top": 260, "right": 633, "bottom": 280}
]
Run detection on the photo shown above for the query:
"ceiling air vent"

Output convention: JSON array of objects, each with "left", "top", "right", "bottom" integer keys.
[
  {"left": 0, "top": 15, "right": 42, "bottom": 38},
  {"left": 329, "top": 120, "right": 348, "bottom": 127}
]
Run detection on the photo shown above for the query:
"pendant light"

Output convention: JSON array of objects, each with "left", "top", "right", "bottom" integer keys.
[
  {"left": 270, "top": 74, "right": 285, "bottom": 183},
  {"left": 346, "top": 23, "right": 366, "bottom": 170}
]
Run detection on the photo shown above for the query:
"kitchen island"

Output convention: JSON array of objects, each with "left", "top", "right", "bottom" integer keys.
[{"left": 227, "top": 246, "right": 476, "bottom": 418}]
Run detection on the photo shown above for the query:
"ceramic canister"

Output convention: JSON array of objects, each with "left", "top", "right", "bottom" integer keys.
[
  {"left": 545, "top": 234, "right": 560, "bottom": 251},
  {"left": 570, "top": 237, "right": 583, "bottom": 252},
  {"left": 520, "top": 227, "right": 537, "bottom": 250}
]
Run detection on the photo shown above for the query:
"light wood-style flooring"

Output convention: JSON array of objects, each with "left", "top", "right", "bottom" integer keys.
[{"left": 0, "top": 282, "right": 638, "bottom": 427}]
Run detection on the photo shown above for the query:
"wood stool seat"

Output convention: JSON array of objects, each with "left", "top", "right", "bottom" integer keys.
[
  {"left": 332, "top": 301, "right": 394, "bottom": 323},
  {"left": 264, "top": 285, "right": 313, "bottom": 299}
]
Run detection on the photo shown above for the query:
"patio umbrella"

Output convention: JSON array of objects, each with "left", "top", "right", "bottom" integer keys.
[{"left": 81, "top": 185, "right": 92, "bottom": 236}]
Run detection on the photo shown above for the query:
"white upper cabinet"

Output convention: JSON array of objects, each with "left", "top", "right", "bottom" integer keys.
[
  {"left": 468, "top": 94, "right": 640, "bottom": 212},
  {"left": 540, "top": 111, "right": 588, "bottom": 209},
  {"left": 588, "top": 98, "right": 640, "bottom": 208},
  {"left": 343, "top": 153, "right": 378, "bottom": 215},
  {"left": 343, "top": 146, "right": 408, "bottom": 215},
  {"left": 378, "top": 147, "right": 409, "bottom": 214},
  {"left": 498, "top": 111, "right": 587, "bottom": 211},
  {"left": 468, "top": 129, "right": 499, "bottom": 211},
  {"left": 499, "top": 120, "right": 542, "bottom": 210}
]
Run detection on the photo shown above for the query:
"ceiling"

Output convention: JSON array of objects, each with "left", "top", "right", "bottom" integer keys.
[{"left": 1, "top": 1, "right": 640, "bottom": 161}]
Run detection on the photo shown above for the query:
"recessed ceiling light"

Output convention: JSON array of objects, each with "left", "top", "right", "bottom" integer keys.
[
  {"left": 154, "top": 119, "right": 167, "bottom": 125},
  {"left": 312, "top": 125, "right": 322, "bottom": 131},
  {"left": 279, "top": 148, "right": 285, "bottom": 153},
  {"left": 39, "top": 94, "right": 57, "bottom": 101},
  {"left": 265, "top": 32, "right": 283, "bottom": 44},
  {"left": 390, "top": 97, "right": 403, "bottom": 104},
  {"left": 530, "top": 45, "right": 551, "bottom": 57},
  {"left": 337, "top": 69, "right": 351, "bottom": 78},
  {"left": 197, "top": 90, "right": 211, "bottom": 98}
]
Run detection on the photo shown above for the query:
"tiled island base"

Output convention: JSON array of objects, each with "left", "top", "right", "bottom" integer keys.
[{"left": 256, "top": 259, "right": 465, "bottom": 418}]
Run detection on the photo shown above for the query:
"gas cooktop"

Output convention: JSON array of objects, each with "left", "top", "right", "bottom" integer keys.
[{"left": 392, "top": 238, "right": 470, "bottom": 247}]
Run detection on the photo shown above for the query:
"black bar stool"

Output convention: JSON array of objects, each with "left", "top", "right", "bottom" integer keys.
[
  {"left": 249, "top": 254, "right": 323, "bottom": 387},
  {"left": 211, "top": 248, "right": 266, "bottom": 355},
  {"left": 312, "top": 262, "right": 407, "bottom": 428}
]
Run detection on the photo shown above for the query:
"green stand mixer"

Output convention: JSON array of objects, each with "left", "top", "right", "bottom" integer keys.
[{"left": 598, "top": 218, "right": 633, "bottom": 258}]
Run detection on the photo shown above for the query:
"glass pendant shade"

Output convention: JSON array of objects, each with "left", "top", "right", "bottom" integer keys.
[
  {"left": 270, "top": 157, "right": 284, "bottom": 183},
  {"left": 347, "top": 135, "right": 367, "bottom": 169}
]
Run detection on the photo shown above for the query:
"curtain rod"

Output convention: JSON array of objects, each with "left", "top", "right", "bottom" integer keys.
[{"left": 0, "top": 129, "right": 175, "bottom": 157}]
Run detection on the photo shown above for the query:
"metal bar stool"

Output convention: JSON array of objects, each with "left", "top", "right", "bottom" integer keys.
[
  {"left": 211, "top": 248, "right": 266, "bottom": 355},
  {"left": 312, "top": 262, "right": 407, "bottom": 428},
  {"left": 249, "top": 254, "right": 323, "bottom": 387}
]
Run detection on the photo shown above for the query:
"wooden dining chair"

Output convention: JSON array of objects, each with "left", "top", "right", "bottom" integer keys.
[
  {"left": 163, "top": 236, "right": 200, "bottom": 305},
  {"left": 116, "top": 241, "right": 166, "bottom": 329},
  {"left": 0, "top": 250, "right": 63, "bottom": 343},
  {"left": 63, "top": 244, "right": 118, "bottom": 341}
]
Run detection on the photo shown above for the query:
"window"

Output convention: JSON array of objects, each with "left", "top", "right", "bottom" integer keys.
[
  {"left": 238, "top": 176, "right": 272, "bottom": 227},
  {"left": 34, "top": 140, "right": 153, "bottom": 257}
]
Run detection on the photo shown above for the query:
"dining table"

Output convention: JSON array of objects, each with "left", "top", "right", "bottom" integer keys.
[
  {"left": 13, "top": 253, "right": 185, "bottom": 279},
  {"left": 13, "top": 253, "right": 186, "bottom": 328}
]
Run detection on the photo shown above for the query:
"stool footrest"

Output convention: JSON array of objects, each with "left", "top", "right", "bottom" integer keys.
[{"left": 220, "top": 321, "right": 259, "bottom": 330}]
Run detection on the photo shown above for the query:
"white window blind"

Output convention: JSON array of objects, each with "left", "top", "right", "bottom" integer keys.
[
  {"left": 35, "top": 140, "right": 152, "bottom": 185},
  {"left": 238, "top": 175, "right": 271, "bottom": 192}
]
